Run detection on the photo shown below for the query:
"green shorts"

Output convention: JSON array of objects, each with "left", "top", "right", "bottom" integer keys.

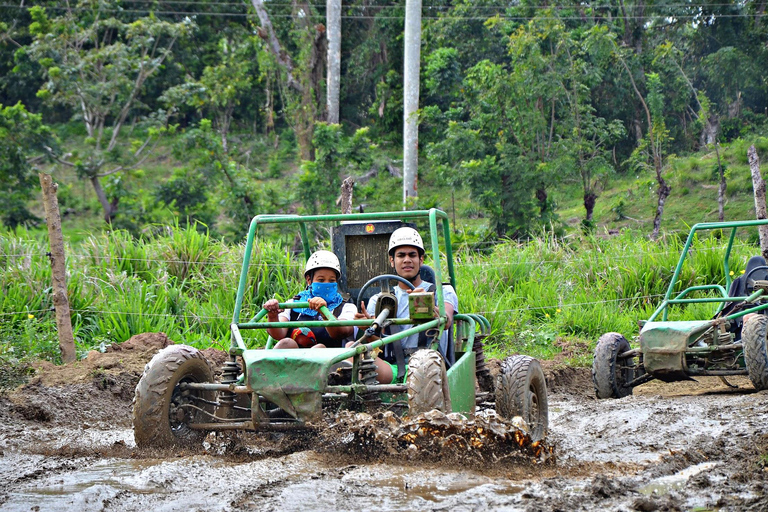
[{"left": 386, "top": 361, "right": 408, "bottom": 384}]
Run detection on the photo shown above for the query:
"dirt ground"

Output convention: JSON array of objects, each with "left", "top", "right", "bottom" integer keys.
[{"left": 1, "top": 333, "right": 767, "bottom": 512}]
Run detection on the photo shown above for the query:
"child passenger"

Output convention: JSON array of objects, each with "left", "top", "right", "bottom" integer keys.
[{"left": 262, "top": 250, "right": 357, "bottom": 348}]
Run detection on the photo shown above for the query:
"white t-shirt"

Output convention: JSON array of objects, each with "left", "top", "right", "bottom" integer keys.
[{"left": 365, "top": 281, "right": 459, "bottom": 355}]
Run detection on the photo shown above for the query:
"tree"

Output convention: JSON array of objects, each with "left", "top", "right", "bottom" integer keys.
[
  {"left": 298, "top": 122, "right": 372, "bottom": 214},
  {"left": 625, "top": 71, "right": 672, "bottom": 240},
  {"left": 26, "top": 4, "right": 193, "bottom": 223},
  {"left": 162, "top": 35, "right": 260, "bottom": 154},
  {"left": 0, "top": 101, "right": 54, "bottom": 230},
  {"left": 250, "top": 0, "right": 327, "bottom": 161}
]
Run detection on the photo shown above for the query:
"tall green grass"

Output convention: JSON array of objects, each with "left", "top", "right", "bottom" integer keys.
[{"left": 0, "top": 224, "right": 762, "bottom": 365}]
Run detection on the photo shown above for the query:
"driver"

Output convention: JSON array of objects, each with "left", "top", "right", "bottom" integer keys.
[
  {"left": 263, "top": 250, "right": 357, "bottom": 348},
  {"left": 354, "top": 227, "right": 458, "bottom": 383}
]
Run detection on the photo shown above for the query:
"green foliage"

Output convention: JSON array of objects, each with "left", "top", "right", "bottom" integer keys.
[
  {"left": 0, "top": 102, "right": 54, "bottom": 229},
  {"left": 298, "top": 123, "right": 373, "bottom": 214},
  {"left": 5, "top": 223, "right": 765, "bottom": 364}
]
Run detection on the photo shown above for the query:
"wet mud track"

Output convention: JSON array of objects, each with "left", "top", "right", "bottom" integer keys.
[{"left": 0, "top": 341, "right": 767, "bottom": 511}]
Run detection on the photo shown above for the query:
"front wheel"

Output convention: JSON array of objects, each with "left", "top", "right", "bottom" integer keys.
[
  {"left": 406, "top": 349, "right": 452, "bottom": 415},
  {"left": 496, "top": 355, "right": 549, "bottom": 441},
  {"left": 133, "top": 345, "right": 215, "bottom": 448},
  {"left": 742, "top": 315, "right": 768, "bottom": 391},
  {"left": 592, "top": 333, "right": 634, "bottom": 399}
]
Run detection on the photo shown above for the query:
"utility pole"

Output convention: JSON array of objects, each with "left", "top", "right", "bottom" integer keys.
[
  {"left": 326, "top": 0, "right": 341, "bottom": 124},
  {"left": 402, "top": 0, "right": 422, "bottom": 207}
]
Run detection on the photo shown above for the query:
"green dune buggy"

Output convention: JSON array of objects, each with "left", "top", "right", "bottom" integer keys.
[
  {"left": 133, "top": 209, "right": 549, "bottom": 447},
  {"left": 593, "top": 219, "right": 768, "bottom": 398}
]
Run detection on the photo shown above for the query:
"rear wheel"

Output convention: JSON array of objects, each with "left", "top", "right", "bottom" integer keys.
[
  {"left": 406, "top": 349, "right": 451, "bottom": 415},
  {"left": 496, "top": 355, "right": 549, "bottom": 441},
  {"left": 592, "top": 333, "right": 634, "bottom": 399},
  {"left": 133, "top": 345, "right": 215, "bottom": 448},
  {"left": 742, "top": 315, "right": 768, "bottom": 391}
]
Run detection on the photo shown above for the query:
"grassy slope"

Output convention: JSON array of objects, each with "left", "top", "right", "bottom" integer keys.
[{"left": 8, "top": 131, "right": 768, "bottom": 366}]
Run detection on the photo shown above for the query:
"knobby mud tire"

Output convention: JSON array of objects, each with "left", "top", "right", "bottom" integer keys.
[
  {"left": 406, "top": 349, "right": 451, "bottom": 415},
  {"left": 133, "top": 345, "right": 215, "bottom": 449},
  {"left": 592, "top": 332, "right": 634, "bottom": 399},
  {"left": 495, "top": 355, "right": 549, "bottom": 441},
  {"left": 742, "top": 315, "right": 768, "bottom": 391}
]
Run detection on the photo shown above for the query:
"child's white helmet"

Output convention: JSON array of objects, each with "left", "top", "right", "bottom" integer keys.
[{"left": 305, "top": 250, "right": 341, "bottom": 277}]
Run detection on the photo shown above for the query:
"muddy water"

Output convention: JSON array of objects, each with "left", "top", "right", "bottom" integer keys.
[{"left": 2, "top": 376, "right": 768, "bottom": 511}]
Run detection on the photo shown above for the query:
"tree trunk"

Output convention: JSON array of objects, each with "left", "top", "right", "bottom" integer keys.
[
  {"left": 584, "top": 191, "right": 597, "bottom": 222},
  {"left": 716, "top": 142, "right": 726, "bottom": 222},
  {"left": 38, "top": 173, "right": 76, "bottom": 364},
  {"left": 749, "top": 145, "right": 768, "bottom": 259},
  {"left": 326, "top": 0, "right": 341, "bottom": 124},
  {"left": 340, "top": 176, "right": 354, "bottom": 214},
  {"left": 700, "top": 114, "right": 719, "bottom": 147},
  {"left": 90, "top": 175, "right": 116, "bottom": 223},
  {"left": 536, "top": 187, "right": 548, "bottom": 215},
  {"left": 651, "top": 178, "right": 671, "bottom": 241}
]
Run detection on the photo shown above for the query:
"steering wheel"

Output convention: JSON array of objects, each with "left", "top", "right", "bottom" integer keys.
[
  {"left": 746, "top": 265, "right": 768, "bottom": 293},
  {"left": 356, "top": 274, "right": 415, "bottom": 311}
]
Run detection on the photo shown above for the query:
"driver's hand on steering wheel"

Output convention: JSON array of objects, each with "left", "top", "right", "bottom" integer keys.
[
  {"left": 263, "top": 298, "right": 282, "bottom": 319},
  {"left": 354, "top": 301, "right": 372, "bottom": 320}
]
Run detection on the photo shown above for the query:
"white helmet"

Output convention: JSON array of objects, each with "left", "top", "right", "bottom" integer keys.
[
  {"left": 388, "top": 227, "right": 424, "bottom": 256},
  {"left": 305, "top": 250, "right": 341, "bottom": 277}
]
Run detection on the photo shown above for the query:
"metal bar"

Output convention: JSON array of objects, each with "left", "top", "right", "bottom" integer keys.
[
  {"left": 248, "top": 303, "right": 335, "bottom": 324},
  {"left": 658, "top": 219, "right": 768, "bottom": 321},
  {"left": 442, "top": 216, "right": 456, "bottom": 288},
  {"left": 429, "top": 209, "right": 446, "bottom": 342},
  {"left": 686, "top": 369, "right": 748, "bottom": 376},
  {"left": 189, "top": 421, "right": 312, "bottom": 431},
  {"left": 250, "top": 210, "right": 449, "bottom": 225},
  {"left": 744, "top": 289, "right": 765, "bottom": 303},
  {"left": 723, "top": 301, "right": 768, "bottom": 320},
  {"left": 230, "top": 324, "right": 246, "bottom": 353},
  {"left": 181, "top": 383, "right": 252, "bottom": 393},
  {"left": 232, "top": 216, "right": 261, "bottom": 335},
  {"left": 686, "top": 343, "right": 743, "bottom": 353},
  {"left": 324, "top": 384, "right": 407, "bottom": 394},
  {"left": 238, "top": 318, "right": 415, "bottom": 330},
  {"left": 327, "top": 319, "right": 442, "bottom": 364},
  {"left": 721, "top": 226, "right": 738, "bottom": 309},
  {"left": 669, "top": 297, "right": 748, "bottom": 304},
  {"left": 453, "top": 314, "right": 477, "bottom": 353},
  {"left": 672, "top": 285, "right": 728, "bottom": 301},
  {"left": 618, "top": 348, "right": 642, "bottom": 359}
]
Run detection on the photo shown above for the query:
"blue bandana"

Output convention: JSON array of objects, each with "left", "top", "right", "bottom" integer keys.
[{"left": 295, "top": 282, "right": 343, "bottom": 317}]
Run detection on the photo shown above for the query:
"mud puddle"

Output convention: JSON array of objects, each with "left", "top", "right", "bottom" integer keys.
[{"left": 2, "top": 335, "right": 768, "bottom": 511}]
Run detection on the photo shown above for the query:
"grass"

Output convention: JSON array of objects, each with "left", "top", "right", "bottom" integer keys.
[{"left": 2, "top": 222, "right": 762, "bottom": 367}]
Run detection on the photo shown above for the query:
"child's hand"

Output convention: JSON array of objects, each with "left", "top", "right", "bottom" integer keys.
[
  {"left": 406, "top": 287, "right": 426, "bottom": 294},
  {"left": 263, "top": 299, "right": 282, "bottom": 317},
  {"left": 308, "top": 297, "right": 327, "bottom": 310}
]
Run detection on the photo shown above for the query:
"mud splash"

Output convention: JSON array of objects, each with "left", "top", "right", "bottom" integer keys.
[{"left": 321, "top": 409, "right": 554, "bottom": 466}]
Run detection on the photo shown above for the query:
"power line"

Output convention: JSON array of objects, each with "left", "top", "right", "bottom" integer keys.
[{"left": 0, "top": 3, "right": 761, "bottom": 20}]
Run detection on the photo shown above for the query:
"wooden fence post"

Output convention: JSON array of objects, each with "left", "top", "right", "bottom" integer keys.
[{"left": 38, "top": 173, "right": 76, "bottom": 363}]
